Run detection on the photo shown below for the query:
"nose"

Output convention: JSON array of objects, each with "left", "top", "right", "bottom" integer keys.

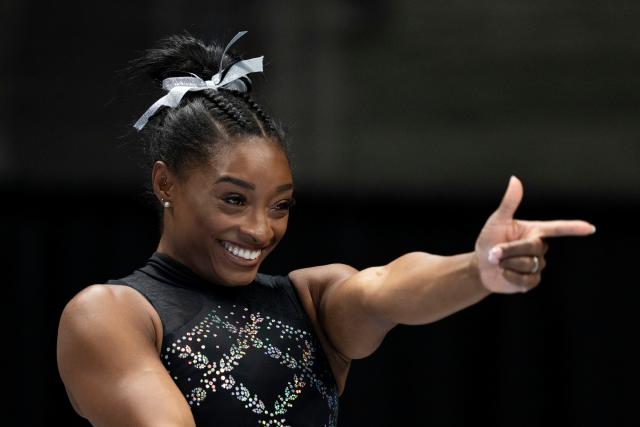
[{"left": 239, "top": 208, "right": 273, "bottom": 246}]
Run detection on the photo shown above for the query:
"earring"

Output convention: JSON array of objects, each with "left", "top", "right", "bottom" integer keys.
[{"left": 161, "top": 197, "right": 172, "bottom": 208}]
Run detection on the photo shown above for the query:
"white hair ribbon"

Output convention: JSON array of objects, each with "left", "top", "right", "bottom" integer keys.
[{"left": 133, "top": 31, "right": 263, "bottom": 131}]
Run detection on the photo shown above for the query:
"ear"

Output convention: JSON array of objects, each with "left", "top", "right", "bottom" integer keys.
[{"left": 151, "top": 161, "right": 176, "bottom": 204}]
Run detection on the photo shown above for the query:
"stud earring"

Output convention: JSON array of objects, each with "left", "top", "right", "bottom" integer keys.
[{"left": 161, "top": 197, "right": 172, "bottom": 208}]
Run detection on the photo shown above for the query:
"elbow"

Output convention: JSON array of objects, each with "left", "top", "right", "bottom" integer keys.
[{"left": 359, "top": 265, "right": 400, "bottom": 329}]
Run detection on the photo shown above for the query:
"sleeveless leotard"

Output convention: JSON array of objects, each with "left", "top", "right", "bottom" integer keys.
[{"left": 106, "top": 252, "right": 339, "bottom": 426}]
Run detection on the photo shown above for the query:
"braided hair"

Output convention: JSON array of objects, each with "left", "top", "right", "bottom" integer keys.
[{"left": 125, "top": 31, "right": 289, "bottom": 180}]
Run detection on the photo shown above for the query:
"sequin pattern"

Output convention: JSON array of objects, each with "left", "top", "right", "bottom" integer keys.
[{"left": 162, "top": 304, "right": 338, "bottom": 427}]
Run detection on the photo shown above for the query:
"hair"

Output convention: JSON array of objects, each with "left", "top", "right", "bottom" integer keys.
[{"left": 124, "top": 31, "right": 291, "bottom": 182}]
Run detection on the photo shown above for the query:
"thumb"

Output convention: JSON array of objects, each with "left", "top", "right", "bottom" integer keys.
[{"left": 493, "top": 175, "right": 523, "bottom": 221}]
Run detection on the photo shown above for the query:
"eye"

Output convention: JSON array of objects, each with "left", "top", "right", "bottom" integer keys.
[
  {"left": 222, "top": 194, "right": 246, "bottom": 206},
  {"left": 274, "top": 197, "right": 296, "bottom": 211}
]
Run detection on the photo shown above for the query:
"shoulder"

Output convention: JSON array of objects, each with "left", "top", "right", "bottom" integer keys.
[
  {"left": 58, "top": 284, "right": 161, "bottom": 356},
  {"left": 56, "top": 284, "right": 194, "bottom": 425},
  {"left": 288, "top": 263, "right": 359, "bottom": 302},
  {"left": 60, "top": 284, "right": 136, "bottom": 321},
  {"left": 288, "top": 263, "right": 369, "bottom": 319},
  {"left": 61, "top": 284, "right": 156, "bottom": 323},
  {"left": 287, "top": 264, "right": 362, "bottom": 326},
  {"left": 57, "top": 285, "right": 160, "bottom": 418},
  {"left": 286, "top": 264, "right": 360, "bottom": 389}
]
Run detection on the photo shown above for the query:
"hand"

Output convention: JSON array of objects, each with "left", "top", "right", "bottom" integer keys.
[{"left": 473, "top": 176, "right": 596, "bottom": 294}]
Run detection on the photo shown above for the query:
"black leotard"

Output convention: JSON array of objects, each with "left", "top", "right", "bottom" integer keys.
[{"left": 106, "top": 252, "right": 339, "bottom": 427}]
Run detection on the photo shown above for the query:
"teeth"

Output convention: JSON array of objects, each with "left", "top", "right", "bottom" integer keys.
[{"left": 222, "top": 241, "right": 261, "bottom": 260}]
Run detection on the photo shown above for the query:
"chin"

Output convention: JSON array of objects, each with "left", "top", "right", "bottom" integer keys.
[
  {"left": 222, "top": 270, "right": 260, "bottom": 287},
  {"left": 208, "top": 252, "right": 262, "bottom": 287}
]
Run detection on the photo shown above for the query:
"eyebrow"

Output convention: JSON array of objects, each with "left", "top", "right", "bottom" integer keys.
[{"left": 215, "top": 175, "right": 294, "bottom": 193}]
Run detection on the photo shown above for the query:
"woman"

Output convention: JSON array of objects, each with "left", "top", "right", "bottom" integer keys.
[{"left": 56, "top": 32, "right": 595, "bottom": 427}]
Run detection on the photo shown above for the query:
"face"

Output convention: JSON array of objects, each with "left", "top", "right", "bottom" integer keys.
[{"left": 157, "top": 137, "right": 294, "bottom": 287}]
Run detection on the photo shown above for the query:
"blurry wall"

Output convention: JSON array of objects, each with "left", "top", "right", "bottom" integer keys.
[
  {"left": 3, "top": 1, "right": 638, "bottom": 426},
  {"left": 3, "top": 1, "right": 638, "bottom": 199}
]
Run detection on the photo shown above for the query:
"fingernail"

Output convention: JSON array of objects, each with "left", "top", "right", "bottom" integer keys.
[
  {"left": 591, "top": 225, "right": 596, "bottom": 234},
  {"left": 488, "top": 246, "right": 502, "bottom": 264}
]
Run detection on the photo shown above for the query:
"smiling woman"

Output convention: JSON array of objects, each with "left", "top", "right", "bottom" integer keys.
[
  {"left": 153, "top": 136, "right": 295, "bottom": 287},
  {"left": 56, "top": 31, "right": 344, "bottom": 427},
  {"left": 56, "top": 30, "right": 596, "bottom": 427}
]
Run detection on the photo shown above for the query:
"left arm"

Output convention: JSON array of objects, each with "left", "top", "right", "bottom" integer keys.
[
  {"left": 305, "top": 176, "right": 596, "bottom": 360},
  {"left": 349, "top": 251, "right": 489, "bottom": 327},
  {"left": 305, "top": 252, "right": 487, "bottom": 361}
]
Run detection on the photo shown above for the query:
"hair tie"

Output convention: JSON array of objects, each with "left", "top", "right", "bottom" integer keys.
[{"left": 133, "top": 31, "right": 263, "bottom": 131}]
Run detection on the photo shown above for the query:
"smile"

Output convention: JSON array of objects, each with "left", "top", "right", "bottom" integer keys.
[{"left": 220, "top": 240, "right": 262, "bottom": 261}]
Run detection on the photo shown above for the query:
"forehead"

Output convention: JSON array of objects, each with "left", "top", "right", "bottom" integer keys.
[{"left": 204, "top": 137, "right": 292, "bottom": 184}]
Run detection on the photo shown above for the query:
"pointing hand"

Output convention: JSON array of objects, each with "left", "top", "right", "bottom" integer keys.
[{"left": 474, "top": 176, "right": 596, "bottom": 294}]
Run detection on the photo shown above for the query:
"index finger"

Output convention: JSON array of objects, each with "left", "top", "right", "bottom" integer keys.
[{"left": 518, "top": 219, "right": 596, "bottom": 238}]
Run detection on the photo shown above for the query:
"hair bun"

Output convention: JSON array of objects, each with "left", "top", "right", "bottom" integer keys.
[{"left": 125, "top": 31, "right": 241, "bottom": 84}]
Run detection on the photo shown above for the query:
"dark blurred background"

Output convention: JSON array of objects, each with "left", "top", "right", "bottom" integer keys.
[{"left": 3, "top": 0, "right": 638, "bottom": 426}]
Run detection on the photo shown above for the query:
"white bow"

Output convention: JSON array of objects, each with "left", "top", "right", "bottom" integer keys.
[{"left": 133, "top": 31, "right": 263, "bottom": 131}]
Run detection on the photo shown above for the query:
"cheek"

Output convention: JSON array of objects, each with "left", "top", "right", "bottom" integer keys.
[
  {"left": 273, "top": 217, "right": 289, "bottom": 238},
  {"left": 192, "top": 213, "right": 212, "bottom": 235},
  {"left": 193, "top": 210, "right": 229, "bottom": 237},
  {"left": 178, "top": 200, "right": 222, "bottom": 237}
]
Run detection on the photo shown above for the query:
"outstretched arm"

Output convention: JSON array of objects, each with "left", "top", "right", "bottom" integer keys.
[{"left": 308, "top": 176, "right": 596, "bottom": 360}]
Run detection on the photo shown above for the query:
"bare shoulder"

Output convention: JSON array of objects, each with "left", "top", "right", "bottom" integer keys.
[
  {"left": 62, "top": 284, "right": 151, "bottom": 318},
  {"left": 56, "top": 284, "right": 194, "bottom": 426},
  {"left": 58, "top": 284, "right": 160, "bottom": 353},
  {"left": 289, "top": 261, "right": 395, "bottom": 366},
  {"left": 288, "top": 263, "right": 359, "bottom": 300},
  {"left": 56, "top": 285, "right": 158, "bottom": 415},
  {"left": 287, "top": 264, "right": 359, "bottom": 396},
  {"left": 288, "top": 262, "right": 385, "bottom": 317}
]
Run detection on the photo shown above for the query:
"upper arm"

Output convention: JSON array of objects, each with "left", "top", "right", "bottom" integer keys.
[
  {"left": 56, "top": 284, "right": 196, "bottom": 427},
  {"left": 290, "top": 263, "right": 397, "bottom": 361}
]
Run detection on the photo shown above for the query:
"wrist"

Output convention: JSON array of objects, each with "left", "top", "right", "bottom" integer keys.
[{"left": 466, "top": 251, "right": 493, "bottom": 296}]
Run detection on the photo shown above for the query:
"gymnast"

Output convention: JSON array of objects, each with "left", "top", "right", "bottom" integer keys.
[{"left": 56, "top": 31, "right": 596, "bottom": 427}]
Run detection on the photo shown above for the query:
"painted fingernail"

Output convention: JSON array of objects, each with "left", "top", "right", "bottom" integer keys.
[{"left": 488, "top": 246, "right": 502, "bottom": 264}]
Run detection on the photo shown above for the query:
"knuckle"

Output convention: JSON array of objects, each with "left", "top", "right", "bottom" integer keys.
[
  {"left": 531, "top": 274, "right": 541, "bottom": 286},
  {"left": 520, "top": 276, "right": 535, "bottom": 290},
  {"left": 502, "top": 269, "right": 514, "bottom": 282},
  {"left": 532, "top": 237, "right": 544, "bottom": 252},
  {"left": 502, "top": 257, "right": 524, "bottom": 273}
]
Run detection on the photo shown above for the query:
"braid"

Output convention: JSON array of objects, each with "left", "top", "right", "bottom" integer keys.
[
  {"left": 206, "top": 92, "right": 249, "bottom": 129},
  {"left": 237, "top": 92, "right": 279, "bottom": 136},
  {"left": 128, "top": 31, "right": 291, "bottom": 184}
]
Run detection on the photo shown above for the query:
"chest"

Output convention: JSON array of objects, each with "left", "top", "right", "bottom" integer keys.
[{"left": 160, "top": 298, "right": 339, "bottom": 426}]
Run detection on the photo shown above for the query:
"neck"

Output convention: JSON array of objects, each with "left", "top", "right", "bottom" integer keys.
[{"left": 156, "top": 234, "right": 200, "bottom": 279}]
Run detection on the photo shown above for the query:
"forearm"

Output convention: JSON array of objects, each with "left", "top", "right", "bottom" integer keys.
[{"left": 369, "top": 251, "right": 491, "bottom": 325}]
